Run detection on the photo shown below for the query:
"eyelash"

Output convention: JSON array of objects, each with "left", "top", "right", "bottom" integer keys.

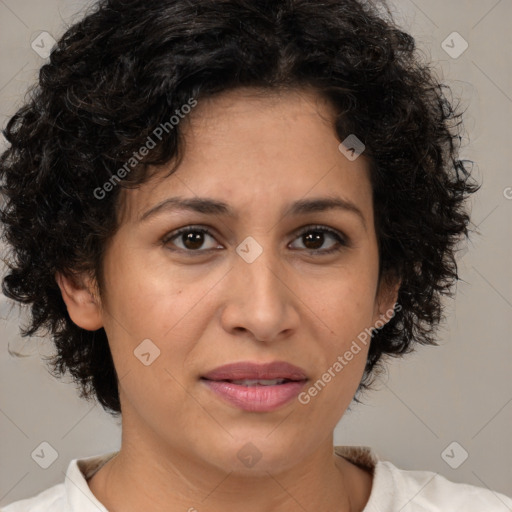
[{"left": 162, "top": 224, "right": 348, "bottom": 255}]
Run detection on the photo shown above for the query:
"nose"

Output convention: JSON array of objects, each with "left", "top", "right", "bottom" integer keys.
[{"left": 219, "top": 242, "right": 300, "bottom": 344}]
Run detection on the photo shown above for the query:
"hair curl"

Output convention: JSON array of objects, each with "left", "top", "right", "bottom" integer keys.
[{"left": 0, "top": 0, "right": 479, "bottom": 415}]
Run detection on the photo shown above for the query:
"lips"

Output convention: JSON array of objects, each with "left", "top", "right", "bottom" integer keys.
[
  {"left": 201, "top": 361, "right": 308, "bottom": 412},
  {"left": 201, "top": 361, "right": 308, "bottom": 382}
]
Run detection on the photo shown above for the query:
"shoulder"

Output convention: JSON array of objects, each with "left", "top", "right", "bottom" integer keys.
[
  {"left": 1, "top": 483, "right": 67, "bottom": 512},
  {"left": 1, "top": 451, "right": 117, "bottom": 512},
  {"left": 334, "top": 446, "right": 512, "bottom": 511},
  {"left": 379, "top": 460, "right": 512, "bottom": 511}
]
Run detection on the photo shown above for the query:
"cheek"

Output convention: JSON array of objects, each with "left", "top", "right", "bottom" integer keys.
[
  {"left": 300, "top": 268, "right": 376, "bottom": 393},
  {"left": 116, "top": 362, "right": 203, "bottom": 439},
  {"left": 306, "top": 266, "right": 378, "bottom": 336},
  {"left": 100, "top": 254, "right": 216, "bottom": 392},
  {"left": 101, "top": 247, "right": 196, "bottom": 338}
]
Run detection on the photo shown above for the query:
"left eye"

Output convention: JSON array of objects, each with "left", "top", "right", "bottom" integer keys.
[
  {"left": 163, "top": 225, "right": 347, "bottom": 254},
  {"left": 289, "top": 225, "right": 347, "bottom": 254}
]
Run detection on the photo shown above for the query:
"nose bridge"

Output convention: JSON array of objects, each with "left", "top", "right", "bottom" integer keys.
[{"left": 235, "top": 233, "right": 284, "bottom": 304}]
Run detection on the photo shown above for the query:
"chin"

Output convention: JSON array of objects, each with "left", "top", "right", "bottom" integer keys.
[{"left": 202, "top": 430, "right": 314, "bottom": 475}]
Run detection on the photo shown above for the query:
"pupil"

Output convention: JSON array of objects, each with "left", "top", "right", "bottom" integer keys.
[
  {"left": 304, "top": 231, "right": 323, "bottom": 250},
  {"left": 184, "top": 232, "right": 204, "bottom": 250}
]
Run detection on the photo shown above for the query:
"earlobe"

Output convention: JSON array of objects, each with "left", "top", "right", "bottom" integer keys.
[
  {"left": 373, "top": 274, "right": 402, "bottom": 327},
  {"left": 55, "top": 272, "right": 103, "bottom": 331}
]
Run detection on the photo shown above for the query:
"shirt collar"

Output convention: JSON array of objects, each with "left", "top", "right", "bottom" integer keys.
[{"left": 65, "top": 451, "right": 118, "bottom": 512}]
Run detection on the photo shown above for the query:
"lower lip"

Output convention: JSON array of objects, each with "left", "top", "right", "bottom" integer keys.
[{"left": 202, "top": 379, "right": 307, "bottom": 412}]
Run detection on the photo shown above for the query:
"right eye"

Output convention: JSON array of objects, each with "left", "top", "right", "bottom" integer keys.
[{"left": 162, "top": 226, "right": 224, "bottom": 253}]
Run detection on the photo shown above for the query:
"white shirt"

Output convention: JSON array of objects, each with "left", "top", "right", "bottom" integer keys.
[{"left": 2, "top": 446, "right": 512, "bottom": 511}]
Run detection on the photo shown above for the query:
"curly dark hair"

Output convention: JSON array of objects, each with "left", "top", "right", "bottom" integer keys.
[{"left": 0, "top": 0, "right": 479, "bottom": 416}]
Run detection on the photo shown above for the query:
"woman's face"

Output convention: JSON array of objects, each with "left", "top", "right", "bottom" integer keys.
[{"left": 87, "top": 88, "right": 398, "bottom": 474}]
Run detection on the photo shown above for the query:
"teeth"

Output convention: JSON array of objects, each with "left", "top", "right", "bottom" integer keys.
[{"left": 230, "top": 379, "right": 287, "bottom": 386}]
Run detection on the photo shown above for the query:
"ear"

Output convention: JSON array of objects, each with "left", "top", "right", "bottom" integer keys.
[
  {"left": 55, "top": 271, "right": 103, "bottom": 331},
  {"left": 372, "top": 271, "right": 402, "bottom": 328}
]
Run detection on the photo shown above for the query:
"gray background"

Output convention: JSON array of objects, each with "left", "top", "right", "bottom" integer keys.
[{"left": 1, "top": 0, "right": 511, "bottom": 506}]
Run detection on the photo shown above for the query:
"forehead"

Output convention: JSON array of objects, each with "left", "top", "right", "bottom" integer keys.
[{"left": 118, "top": 87, "right": 373, "bottom": 226}]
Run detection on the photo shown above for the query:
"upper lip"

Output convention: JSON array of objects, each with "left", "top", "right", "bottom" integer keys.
[{"left": 202, "top": 361, "right": 308, "bottom": 381}]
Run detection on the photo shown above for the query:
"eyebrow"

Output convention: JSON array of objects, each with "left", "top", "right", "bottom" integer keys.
[{"left": 139, "top": 195, "right": 367, "bottom": 230}]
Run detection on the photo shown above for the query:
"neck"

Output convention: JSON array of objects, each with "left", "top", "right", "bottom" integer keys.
[{"left": 87, "top": 430, "right": 369, "bottom": 512}]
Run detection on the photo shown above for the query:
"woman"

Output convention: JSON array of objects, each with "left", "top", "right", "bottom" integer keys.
[{"left": 1, "top": 0, "right": 510, "bottom": 510}]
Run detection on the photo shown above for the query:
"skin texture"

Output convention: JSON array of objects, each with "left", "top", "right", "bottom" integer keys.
[{"left": 57, "top": 88, "right": 400, "bottom": 512}]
